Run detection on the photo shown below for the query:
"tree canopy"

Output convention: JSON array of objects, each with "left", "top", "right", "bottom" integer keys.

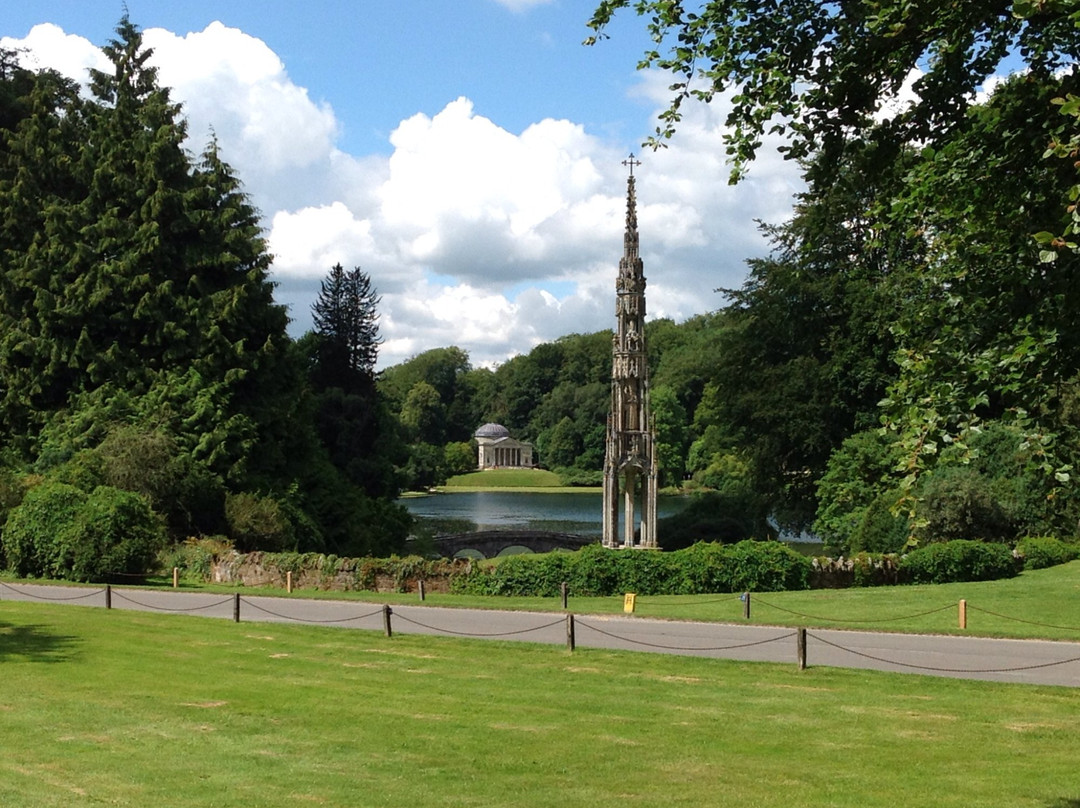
[
  {"left": 0, "top": 18, "right": 410, "bottom": 569},
  {"left": 587, "top": 0, "right": 1080, "bottom": 182}
]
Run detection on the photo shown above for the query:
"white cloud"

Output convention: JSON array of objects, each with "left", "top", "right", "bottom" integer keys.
[
  {"left": 6, "top": 22, "right": 804, "bottom": 370},
  {"left": 0, "top": 23, "right": 108, "bottom": 83},
  {"left": 489, "top": 0, "right": 555, "bottom": 11}
]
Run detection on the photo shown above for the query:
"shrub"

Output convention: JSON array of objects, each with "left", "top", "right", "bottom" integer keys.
[
  {"left": 613, "top": 549, "right": 681, "bottom": 594},
  {"left": 676, "top": 541, "right": 734, "bottom": 594},
  {"left": 159, "top": 536, "right": 233, "bottom": 582},
  {"left": 566, "top": 543, "right": 623, "bottom": 596},
  {"left": 899, "top": 540, "right": 1018, "bottom": 584},
  {"left": 461, "top": 553, "right": 573, "bottom": 597},
  {"left": 2, "top": 482, "right": 88, "bottom": 578},
  {"left": 1015, "top": 536, "right": 1079, "bottom": 570},
  {"left": 451, "top": 540, "right": 812, "bottom": 597},
  {"left": 720, "top": 540, "right": 812, "bottom": 592},
  {"left": 657, "top": 491, "right": 772, "bottom": 551},
  {"left": 225, "top": 492, "right": 295, "bottom": 552},
  {"left": 914, "top": 467, "right": 1013, "bottom": 543},
  {"left": 850, "top": 553, "right": 901, "bottom": 587},
  {"left": 850, "top": 492, "right": 909, "bottom": 554},
  {"left": 68, "top": 487, "right": 166, "bottom": 581},
  {"left": 2, "top": 482, "right": 165, "bottom": 581}
]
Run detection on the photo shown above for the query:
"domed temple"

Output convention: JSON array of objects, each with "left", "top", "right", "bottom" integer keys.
[{"left": 474, "top": 423, "right": 535, "bottom": 469}]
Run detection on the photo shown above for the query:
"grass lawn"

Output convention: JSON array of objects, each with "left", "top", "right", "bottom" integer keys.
[
  {"left": 440, "top": 468, "right": 593, "bottom": 491},
  {"left": 1, "top": 600, "right": 1079, "bottom": 807}
]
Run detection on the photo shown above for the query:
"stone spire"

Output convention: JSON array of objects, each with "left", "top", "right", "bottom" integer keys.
[{"left": 602, "top": 155, "right": 658, "bottom": 549}]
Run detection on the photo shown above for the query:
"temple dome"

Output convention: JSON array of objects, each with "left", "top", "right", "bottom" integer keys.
[{"left": 474, "top": 423, "right": 510, "bottom": 439}]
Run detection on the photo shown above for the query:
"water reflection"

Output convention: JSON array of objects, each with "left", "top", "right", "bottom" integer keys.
[{"left": 399, "top": 490, "right": 688, "bottom": 537}]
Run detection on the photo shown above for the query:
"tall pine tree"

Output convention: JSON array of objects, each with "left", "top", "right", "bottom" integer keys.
[{"left": 311, "top": 263, "right": 381, "bottom": 393}]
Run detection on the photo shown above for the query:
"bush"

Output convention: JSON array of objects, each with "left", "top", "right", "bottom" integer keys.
[
  {"left": 1015, "top": 536, "right": 1079, "bottom": 570},
  {"left": 676, "top": 541, "right": 733, "bottom": 593},
  {"left": 2, "top": 482, "right": 88, "bottom": 578},
  {"left": 68, "top": 487, "right": 166, "bottom": 581},
  {"left": 899, "top": 540, "right": 1018, "bottom": 584},
  {"left": 719, "top": 540, "right": 812, "bottom": 592},
  {"left": 2, "top": 482, "right": 165, "bottom": 581},
  {"left": 566, "top": 543, "right": 624, "bottom": 596},
  {"left": 451, "top": 540, "right": 811, "bottom": 597},
  {"left": 159, "top": 536, "right": 233, "bottom": 582},
  {"left": 914, "top": 467, "right": 1013, "bottom": 543},
  {"left": 225, "top": 492, "right": 295, "bottom": 552},
  {"left": 458, "top": 553, "right": 573, "bottom": 597},
  {"left": 850, "top": 492, "right": 909, "bottom": 554}
]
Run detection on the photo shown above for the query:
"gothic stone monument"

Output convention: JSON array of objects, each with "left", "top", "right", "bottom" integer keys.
[{"left": 602, "top": 156, "right": 658, "bottom": 549}]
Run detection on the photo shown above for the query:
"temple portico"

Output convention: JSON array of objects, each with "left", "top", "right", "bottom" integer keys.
[{"left": 474, "top": 423, "right": 535, "bottom": 469}]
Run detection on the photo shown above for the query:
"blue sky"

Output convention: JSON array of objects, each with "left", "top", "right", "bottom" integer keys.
[{"left": 3, "top": 2, "right": 808, "bottom": 367}]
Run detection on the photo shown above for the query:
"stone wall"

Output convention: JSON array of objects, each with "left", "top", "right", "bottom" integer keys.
[{"left": 208, "top": 551, "right": 468, "bottom": 593}]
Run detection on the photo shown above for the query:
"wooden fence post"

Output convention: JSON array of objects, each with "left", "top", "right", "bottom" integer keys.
[
  {"left": 105, "top": 584, "right": 112, "bottom": 610},
  {"left": 286, "top": 571, "right": 293, "bottom": 594},
  {"left": 172, "top": 567, "right": 179, "bottom": 589},
  {"left": 566, "top": 613, "right": 576, "bottom": 652},
  {"left": 743, "top": 592, "right": 751, "bottom": 620},
  {"left": 418, "top": 580, "right": 426, "bottom": 601},
  {"left": 959, "top": 599, "right": 967, "bottom": 630},
  {"left": 561, "top": 581, "right": 568, "bottom": 610},
  {"left": 383, "top": 604, "right": 393, "bottom": 638},
  {"left": 233, "top": 593, "right": 241, "bottom": 623},
  {"left": 797, "top": 627, "right": 807, "bottom": 670}
]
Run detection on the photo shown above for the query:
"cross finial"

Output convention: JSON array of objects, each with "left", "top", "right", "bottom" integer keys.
[{"left": 622, "top": 153, "right": 641, "bottom": 177}]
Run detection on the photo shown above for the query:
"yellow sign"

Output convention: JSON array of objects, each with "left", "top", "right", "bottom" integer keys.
[{"left": 623, "top": 593, "right": 637, "bottom": 614}]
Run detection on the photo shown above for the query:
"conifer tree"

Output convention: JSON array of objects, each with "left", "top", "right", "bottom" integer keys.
[{"left": 311, "top": 263, "right": 382, "bottom": 393}]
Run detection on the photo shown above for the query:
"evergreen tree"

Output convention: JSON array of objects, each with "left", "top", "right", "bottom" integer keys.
[
  {"left": 311, "top": 263, "right": 381, "bottom": 394},
  {"left": 0, "top": 18, "right": 296, "bottom": 486}
]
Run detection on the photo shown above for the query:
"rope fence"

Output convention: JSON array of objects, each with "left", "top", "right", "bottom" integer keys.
[
  {"left": 110, "top": 590, "right": 235, "bottom": 613},
  {"left": 3, "top": 580, "right": 1080, "bottom": 682},
  {"left": 751, "top": 597, "right": 957, "bottom": 624},
  {"left": 805, "top": 631, "right": 1080, "bottom": 675},
  {"left": 393, "top": 612, "right": 567, "bottom": 638}
]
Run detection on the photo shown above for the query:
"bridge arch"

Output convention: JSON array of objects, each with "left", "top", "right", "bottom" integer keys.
[{"left": 434, "top": 530, "right": 595, "bottom": 559}]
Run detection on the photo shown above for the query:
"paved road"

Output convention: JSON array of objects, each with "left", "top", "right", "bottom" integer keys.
[{"left": 4, "top": 581, "right": 1080, "bottom": 687}]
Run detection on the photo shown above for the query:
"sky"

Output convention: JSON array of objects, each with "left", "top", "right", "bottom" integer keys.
[{"left": 0, "top": 1, "right": 811, "bottom": 369}]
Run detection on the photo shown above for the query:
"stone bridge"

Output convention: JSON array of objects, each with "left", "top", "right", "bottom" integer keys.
[{"left": 430, "top": 530, "right": 596, "bottom": 559}]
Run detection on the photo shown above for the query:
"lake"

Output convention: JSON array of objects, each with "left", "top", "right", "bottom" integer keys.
[{"left": 399, "top": 490, "right": 690, "bottom": 537}]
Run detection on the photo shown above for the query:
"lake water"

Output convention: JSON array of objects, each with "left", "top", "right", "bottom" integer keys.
[{"left": 399, "top": 490, "right": 689, "bottom": 537}]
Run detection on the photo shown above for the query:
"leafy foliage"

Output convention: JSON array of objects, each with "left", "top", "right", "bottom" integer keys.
[
  {"left": 898, "top": 541, "right": 1018, "bottom": 585},
  {"left": 451, "top": 540, "right": 811, "bottom": 597},
  {"left": 1014, "top": 536, "right": 1079, "bottom": 571},
  {"left": 0, "top": 19, "right": 412, "bottom": 565},
  {"left": 2, "top": 481, "right": 165, "bottom": 581},
  {"left": 586, "top": 1, "right": 1079, "bottom": 181}
]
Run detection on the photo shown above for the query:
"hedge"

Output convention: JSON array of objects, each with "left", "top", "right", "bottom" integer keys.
[
  {"left": 897, "top": 540, "right": 1018, "bottom": 584},
  {"left": 1014, "top": 536, "right": 1079, "bottom": 570},
  {"left": 451, "top": 540, "right": 812, "bottom": 597}
]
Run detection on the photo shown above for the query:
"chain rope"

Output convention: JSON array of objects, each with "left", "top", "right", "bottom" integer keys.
[
  {"left": 393, "top": 612, "right": 568, "bottom": 638},
  {"left": 575, "top": 618, "right": 797, "bottom": 652},
  {"left": 239, "top": 599, "right": 384, "bottom": 625},
  {"left": 753, "top": 597, "right": 956, "bottom": 624},
  {"left": 0, "top": 582, "right": 106, "bottom": 601},
  {"left": 110, "top": 590, "right": 235, "bottom": 613},
  {"left": 807, "top": 631, "right": 1080, "bottom": 674},
  {"left": 965, "top": 604, "right": 1080, "bottom": 632}
]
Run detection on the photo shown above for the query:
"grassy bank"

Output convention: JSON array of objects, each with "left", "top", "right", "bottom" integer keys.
[
  {"left": 439, "top": 468, "right": 596, "bottom": 491},
  {"left": 1, "top": 601, "right": 1078, "bottom": 807}
]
